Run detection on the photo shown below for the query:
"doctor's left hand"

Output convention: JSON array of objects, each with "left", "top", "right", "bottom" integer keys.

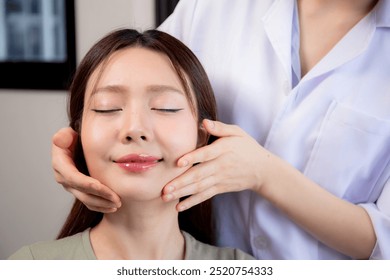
[{"left": 162, "top": 119, "right": 271, "bottom": 211}]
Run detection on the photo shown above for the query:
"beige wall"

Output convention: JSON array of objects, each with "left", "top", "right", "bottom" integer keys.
[{"left": 0, "top": 0, "right": 155, "bottom": 259}]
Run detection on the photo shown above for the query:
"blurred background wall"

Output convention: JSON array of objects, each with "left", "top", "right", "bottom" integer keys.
[{"left": 0, "top": 0, "right": 155, "bottom": 259}]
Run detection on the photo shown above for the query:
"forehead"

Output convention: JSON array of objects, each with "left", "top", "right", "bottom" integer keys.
[
  {"left": 85, "top": 47, "right": 196, "bottom": 109},
  {"left": 89, "top": 48, "right": 181, "bottom": 91}
]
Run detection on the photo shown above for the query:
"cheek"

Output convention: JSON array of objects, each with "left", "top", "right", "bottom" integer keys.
[
  {"left": 80, "top": 117, "right": 112, "bottom": 170},
  {"left": 160, "top": 118, "right": 199, "bottom": 157}
]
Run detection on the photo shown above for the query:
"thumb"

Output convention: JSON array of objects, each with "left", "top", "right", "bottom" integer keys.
[
  {"left": 202, "top": 119, "right": 243, "bottom": 138},
  {"left": 52, "top": 127, "right": 78, "bottom": 152}
]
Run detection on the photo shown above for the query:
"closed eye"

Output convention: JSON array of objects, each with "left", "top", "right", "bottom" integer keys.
[
  {"left": 92, "top": 109, "right": 122, "bottom": 113},
  {"left": 151, "top": 108, "right": 183, "bottom": 113}
]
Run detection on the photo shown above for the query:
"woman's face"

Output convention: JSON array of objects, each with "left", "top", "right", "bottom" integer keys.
[{"left": 81, "top": 47, "right": 199, "bottom": 201}]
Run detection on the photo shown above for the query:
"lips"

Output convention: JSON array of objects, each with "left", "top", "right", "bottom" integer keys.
[{"left": 113, "top": 154, "right": 163, "bottom": 173}]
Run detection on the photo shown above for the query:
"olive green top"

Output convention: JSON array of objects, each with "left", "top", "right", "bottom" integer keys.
[{"left": 8, "top": 229, "right": 254, "bottom": 260}]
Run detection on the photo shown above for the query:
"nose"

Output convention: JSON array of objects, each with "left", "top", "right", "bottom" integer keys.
[{"left": 119, "top": 109, "right": 152, "bottom": 144}]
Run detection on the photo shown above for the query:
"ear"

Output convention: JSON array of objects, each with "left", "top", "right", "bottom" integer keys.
[{"left": 197, "top": 124, "right": 209, "bottom": 148}]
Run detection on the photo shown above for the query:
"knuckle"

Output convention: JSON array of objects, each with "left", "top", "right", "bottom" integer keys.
[
  {"left": 192, "top": 171, "right": 203, "bottom": 183},
  {"left": 207, "top": 185, "right": 218, "bottom": 196},
  {"left": 199, "top": 191, "right": 210, "bottom": 202},
  {"left": 86, "top": 180, "right": 98, "bottom": 190},
  {"left": 201, "top": 148, "right": 212, "bottom": 161},
  {"left": 73, "top": 191, "right": 87, "bottom": 204},
  {"left": 66, "top": 173, "right": 78, "bottom": 185}
]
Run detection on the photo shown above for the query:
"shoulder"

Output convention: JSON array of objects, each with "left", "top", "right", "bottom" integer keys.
[
  {"left": 183, "top": 231, "right": 254, "bottom": 260},
  {"left": 159, "top": 0, "right": 245, "bottom": 38},
  {"left": 8, "top": 229, "right": 96, "bottom": 260}
]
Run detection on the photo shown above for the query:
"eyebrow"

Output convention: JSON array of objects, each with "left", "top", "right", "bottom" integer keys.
[
  {"left": 92, "top": 85, "right": 127, "bottom": 96},
  {"left": 148, "top": 85, "right": 195, "bottom": 114},
  {"left": 146, "top": 85, "right": 184, "bottom": 95}
]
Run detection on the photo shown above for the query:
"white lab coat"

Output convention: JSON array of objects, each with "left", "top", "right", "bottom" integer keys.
[{"left": 159, "top": 0, "right": 390, "bottom": 259}]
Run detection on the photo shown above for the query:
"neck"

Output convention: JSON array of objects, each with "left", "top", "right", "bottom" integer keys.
[
  {"left": 298, "top": 0, "right": 378, "bottom": 14},
  {"left": 90, "top": 198, "right": 185, "bottom": 259},
  {"left": 297, "top": 0, "right": 378, "bottom": 76}
]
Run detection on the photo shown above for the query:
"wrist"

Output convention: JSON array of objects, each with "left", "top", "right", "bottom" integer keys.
[
  {"left": 252, "top": 150, "right": 276, "bottom": 196},
  {"left": 255, "top": 152, "right": 291, "bottom": 199}
]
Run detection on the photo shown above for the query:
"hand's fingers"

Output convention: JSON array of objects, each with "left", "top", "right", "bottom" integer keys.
[
  {"left": 52, "top": 127, "right": 78, "bottom": 151},
  {"left": 52, "top": 128, "right": 122, "bottom": 207},
  {"left": 177, "top": 143, "right": 222, "bottom": 168},
  {"left": 176, "top": 120, "right": 242, "bottom": 168},
  {"left": 67, "top": 188, "right": 119, "bottom": 213},
  {"left": 52, "top": 127, "right": 122, "bottom": 209},
  {"left": 51, "top": 130, "right": 77, "bottom": 172},
  {"left": 54, "top": 169, "right": 121, "bottom": 207},
  {"left": 163, "top": 159, "right": 218, "bottom": 194},
  {"left": 202, "top": 119, "right": 244, "bottom": 138},
  {"left": 175, "top": 187, "right": 218, "bottom": 212},
  {"left": 162, "top": 172, "right": 217, "bottom": 202}
]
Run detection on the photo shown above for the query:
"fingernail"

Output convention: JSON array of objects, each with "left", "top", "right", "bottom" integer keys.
[
  {"left": 178, "top": 204, "right": 187, "bottom": 211},
  {"left": 166, "top": 185, "right": 175, "bottom": 192},
  {"left": 179, "top": 159, "right": 188, "bottom": 167},
  {"left": 111, "top": 201, "right": 121, "bottom": 208},
  {"left": 206, "top": 119, "right": 215, "bottom": 129}
]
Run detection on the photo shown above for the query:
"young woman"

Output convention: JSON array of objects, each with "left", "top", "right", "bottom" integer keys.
[{"left": 8, "top": 29, "right": 253, "bottom": 260}]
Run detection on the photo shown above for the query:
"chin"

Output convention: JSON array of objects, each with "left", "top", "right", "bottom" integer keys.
[
  {"left": 94, "top": 170, "right": 179, "bottom": 201},
  {"left": 117, "top": 189, "right": 162, "bottom": 202},
  {"left": 103, "top": 180, "right": 164, "bottom": 202}
]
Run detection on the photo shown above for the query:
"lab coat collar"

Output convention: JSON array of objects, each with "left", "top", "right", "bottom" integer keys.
[
  {"left": 262, "top": 0, "right": 295, "bottom": 84},
  {"left": 302, "top": 4, "right": 378, "bottom": 82},
  {"left": 261, "top": 0, "right": 386, "bottom": 83}
]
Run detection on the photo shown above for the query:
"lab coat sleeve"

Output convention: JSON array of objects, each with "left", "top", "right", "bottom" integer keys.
[{"left": 360, "top": 173, "right": 390, "bottom": 259}]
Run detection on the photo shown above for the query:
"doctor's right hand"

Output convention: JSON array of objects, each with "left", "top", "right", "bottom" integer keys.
[{"left": 52, "top": 127, "right": 121, "bottom": 213}]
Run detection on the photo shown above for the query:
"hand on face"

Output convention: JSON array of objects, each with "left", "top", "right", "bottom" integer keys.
[
  {"left": 162, "top": 119, "right": 269, "bottom": 211},
  {"left": 52, "top": 127, "right": 121, "bottom": 212}
]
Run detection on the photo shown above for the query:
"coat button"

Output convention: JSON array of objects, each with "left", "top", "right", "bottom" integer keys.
[{"left": 254, "top": 236, "right": 268, "bottom": 249}]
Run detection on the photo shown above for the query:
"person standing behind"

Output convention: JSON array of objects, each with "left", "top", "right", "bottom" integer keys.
[{"left": 52, "top": 0, "right": 390, "bottom": 259}]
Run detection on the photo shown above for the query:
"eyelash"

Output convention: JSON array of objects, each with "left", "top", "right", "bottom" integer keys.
[
  {"left": 151, "top": 108, "right": 183, "bottom": 113},
  {"left": 92, "top": 109, "right": 122, "bottom": 114},
  {"left": 92, "top": 108, "right": 183, "bottom": 114}
]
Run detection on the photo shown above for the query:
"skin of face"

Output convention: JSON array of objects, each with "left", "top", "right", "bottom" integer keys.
[{"left": 81, "top": 47, "right": 199, "bottom": 202}]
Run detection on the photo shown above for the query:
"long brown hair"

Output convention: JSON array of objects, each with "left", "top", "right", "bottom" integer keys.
[{"left": 57, "top": 29, "right": 217, "bottom": 245}]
